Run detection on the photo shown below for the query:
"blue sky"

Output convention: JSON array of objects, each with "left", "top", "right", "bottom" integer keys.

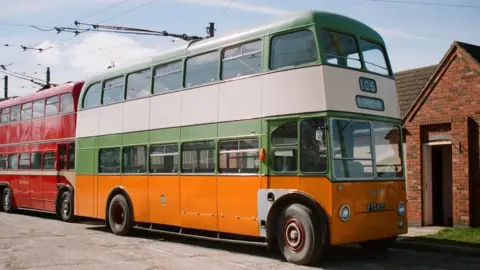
[{"left": 0, "top": 0, "right": 478, "bottom": 96}]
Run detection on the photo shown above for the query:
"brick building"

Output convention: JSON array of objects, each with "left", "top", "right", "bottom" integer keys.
[{"left": 395, "top": 41, "right": 480, "bottom": 227}]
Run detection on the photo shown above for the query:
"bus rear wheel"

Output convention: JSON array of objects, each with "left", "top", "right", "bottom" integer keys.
[
  {"left": 276, "top": 203, "right": 324, "bottom": 266},
  {"left": 108, "top": 194, "right": 133, "bottom": 236},
  {"left": 2, "top": 187, "right": 14, "bottom": 213}
]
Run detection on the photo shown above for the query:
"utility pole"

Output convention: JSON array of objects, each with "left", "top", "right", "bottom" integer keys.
[
  {"left": 3, "top": 75, "right": 7, "bottom": 100},
  {"left": 207, "top": 22, "right": 215, "bottom": 38}
]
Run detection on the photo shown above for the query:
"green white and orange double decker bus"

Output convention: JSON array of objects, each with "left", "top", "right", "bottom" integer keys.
[{"left": 72, "top": 11, "right": 406, "bottom": 265}]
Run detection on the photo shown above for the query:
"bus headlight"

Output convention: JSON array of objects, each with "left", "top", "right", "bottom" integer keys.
[
  {"left": 398, "top": 201, "right": 406, "bottom": 216},
  {"left": 339, "top": 205, "right": 351, "bottom": 221}
]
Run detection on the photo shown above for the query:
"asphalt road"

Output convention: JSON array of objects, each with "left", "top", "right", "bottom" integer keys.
[{"left": 0, "top": 211, "right": 479, "bottom": 270}]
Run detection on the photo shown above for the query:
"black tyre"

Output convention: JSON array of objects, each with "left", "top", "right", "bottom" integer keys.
[
  {"left": 360, "top": 236, "right": 397, "bottom": 254},
  {"left": 59, "top": 190, "right": 76, "bottom": 222},
  {"left": 2, "top": 187, "right": 14, "bottom": 213},
  {"left": 108, "top": 194, "right": 133, "bottom": 236},
  {"left": 276, "top": 203, "right": 326, "bottom": 265}
]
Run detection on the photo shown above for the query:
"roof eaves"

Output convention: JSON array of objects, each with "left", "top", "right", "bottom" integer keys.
[{"left": 402, "top": 42, "right": 459, "bottom": 125}]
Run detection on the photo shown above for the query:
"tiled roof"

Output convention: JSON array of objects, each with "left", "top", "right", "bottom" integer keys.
[
  {"left": 394, "top": 65, "right": 438, "bottom": 118},
  {"left": 457, "top": 41, "right": 480, "bottom": 64}
]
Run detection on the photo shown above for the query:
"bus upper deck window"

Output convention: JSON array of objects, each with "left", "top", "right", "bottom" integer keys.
[{"left": 320, "top": 30, "right": 361, "bottom": 69}]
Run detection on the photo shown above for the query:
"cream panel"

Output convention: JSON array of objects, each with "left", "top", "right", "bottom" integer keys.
[
  {"left": 123, "top": 98, "right": 151, "bottom": 133},
  {"left": 98, "top": 103, "right": 124, "bottom": 136},
  {"left": 76, "top": 109, "right": 99, "bottom": 138},
  {"left": 149, "top": 91, "right": 182, "bottom": 130},
  {"left": 262, "top": 66, "right": 326, "bottom": 117},
  {"left": 218, "top": 77, "right": 262, "bottom": 122},
  {"left": 322, "top": 66, "right": 400, "bottom": 119},
  {"left": 181, "top": 85, "right": 219, "bottom": 126}
]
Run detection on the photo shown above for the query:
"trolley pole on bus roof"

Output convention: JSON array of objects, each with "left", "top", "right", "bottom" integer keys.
[
  {"left": 3, "top": 75, "right": 7, "bottom": 100},
  {"left": 46, "top": 67, "right": 51, "bottom": 86},
  {"left": 207, "top": 22, "right": 215, "bottom": 37}
]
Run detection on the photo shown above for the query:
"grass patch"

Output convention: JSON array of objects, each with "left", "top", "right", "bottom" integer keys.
[{"left": 424, "top": 227, "right": 480, "bottom": 244}]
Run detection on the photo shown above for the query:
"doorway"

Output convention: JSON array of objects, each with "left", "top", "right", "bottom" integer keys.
[{"left": 422, "top": 142, "right": 453, "bottom": 227}]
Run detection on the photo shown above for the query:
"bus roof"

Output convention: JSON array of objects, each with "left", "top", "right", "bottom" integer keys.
[
  {"left": 83, "top": 10, "right": 384, "bottom": 85},
  {"left": 0, "top": 81, "right": 84, "bottom": 109}
]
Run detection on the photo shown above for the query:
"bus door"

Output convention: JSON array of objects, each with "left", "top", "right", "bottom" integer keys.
[{"left": 266, "top": 118, "right": 299, "bottom": 185}]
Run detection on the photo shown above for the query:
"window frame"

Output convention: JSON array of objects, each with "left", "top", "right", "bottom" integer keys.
[
  {"left": 42, "top": 151, "right": 56, "bottom": 170},
  {"left": 330, "top": 117, "right": 376, "bottom": 181},
  {"left": 125, "top": 68, "right": 152, "bottom": 101},
  {"left": 0, "top": 107, "right": 10, "bottom": 124},
  {"left": 269, "top": 28, "right": 319, "bottom": 71},
  {"left": 180, "top": 140, "right": 216, "bottom": 174},
  {"left": 21, "top": 102, "right": 32, "bottom": 121},
  {"left": 0, "top": 154, "right": 8, "bottom": 169},
  {"left": 218, "top": 138, "right": 260, "bottom": 175},
  {"left": 270, "top": 119, "right": 299, "bottom": 175},
  {"left": 19, "top": 153, "right": 31, "bottom": 170},
  {"left": 60, "top": 93, "right": 74, "bottom": 113},
  {"left": 102, "top": 76, "right": 126, "bottom": 105},
  {"left": 152, "top": 60, "right": 183, "bottom": 95},
  {"left": 221, "top": 39, "right": 263, "bottom": 81},
  {"left": 82, "top": 82, "right": 102, "bottom": 109},
  {"left": 299, "top": 117, "right": 329, "bottom": 174},
  {"left": 358, "top": 37, "right": 392, "bottom": 77},
  {"left": 33, "top": 99, "right": 45, "bottom": 118},
  {"left": 184, "top": 50, "right": 220, "bottom": 89},
  {"left": 45, "top": 96, "right": 59, "bottom": 116},
  {"left": 10, "top": 105, "right": 20, "bottom": 122},
  {"left": 122, "top": 145, "right": 147, "bottom": 174},
  {"left": 149, "top": 143, "right": 179, "bottom": 174},
  {"left": 30, "top": 152, "right": 42, "bottom": 170},
  {"left": 8, "top": 153, "right": 18, "bottom": 170},
  {"left": 319, "top": 28, "right": 362, "bottom": 71},
  {"left": 98, "top": 147, "right": 121, "bottom": 174}
]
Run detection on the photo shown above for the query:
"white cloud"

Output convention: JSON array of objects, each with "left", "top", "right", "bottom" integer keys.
[
  {"left": 3, "top": 32, "right": 163, "bottom": 97},
  {"left": 373, "top": 27, "right": 432, "bottom": 41},
  {"left": 176, "top": 0, "right": 290, "bottom": 15}
]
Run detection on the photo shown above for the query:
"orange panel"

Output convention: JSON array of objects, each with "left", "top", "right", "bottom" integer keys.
[
  {"left": 217, "top": 175, "right": 261, "bottom": 237},
  {"left": 122, "top": 175, "right": 150, "bottom": 223},
  {"left": 180, "top": 175, "right": 217, "bottom": 231},
  {"left": 297, "top": 176, "right": 333, "bottom": 215},
  {"left": 96, "top": 175, "right": 121, "bottom": 220},
  {"left": 148, "top": 175, "right": 181, "bottom": 226},
  {"left": 74, "top": 175, "right": 95, "bottom": 217},
  {"left": 268, "top": 175, "right": 298, "bottom": 189}
]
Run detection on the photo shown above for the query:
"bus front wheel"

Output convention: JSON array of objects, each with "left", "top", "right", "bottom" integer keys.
[
  {"left": 276, "top": 203, "right": 325, "bottom": 265},
  {"left": 107, "top": 194, "right": 133, "bottom": 236},
  {"left": 2, "top": 187, "right": 14, "bottom": 213}
]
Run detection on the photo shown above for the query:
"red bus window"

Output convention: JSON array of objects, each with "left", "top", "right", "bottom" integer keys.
[
  {"left": 45, "top": 96, "right": 59, "bottom": 116},
  {"left": 43, "top": 152, "right": 56, "bottom": 169},
  {"left": 31, "top": 152, "right": 42, "bottom": 170},
  {"left": 8, "top": 154, "right": 18, "bottom": 170},
  {"left": 60, "top": 93, "right": 74, "bottom": 113},
  {"left": 21, "top": 103, "right": 32, "bottom": 121},
  {"left": 33, "top": 99, "right": 45, "bottom": 118},
  {"left": 0, "top": 108, "right": 10, "bottom": 123},
  {"left": 10, "top": 105, "right": 20, "bottom": 122},
  {"left": 0, "top": 154, "right": 7, "bottom": 169},
  {"left": 19, "top": 153, "right": 30, "bottom": 170}
]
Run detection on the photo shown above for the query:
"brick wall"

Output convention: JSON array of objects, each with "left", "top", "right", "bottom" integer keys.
[{"left": 405, "top": 48, "right": 480, "bottom": 227}]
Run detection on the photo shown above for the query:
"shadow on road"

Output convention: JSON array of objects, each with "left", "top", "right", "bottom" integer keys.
[{"left": 4, "top": 210, "right": 480, "bottom": 269}]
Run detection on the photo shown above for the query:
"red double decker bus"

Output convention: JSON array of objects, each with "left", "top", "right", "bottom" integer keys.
[{"left": 0, "top": 81, "right": 83, "bottom": 222}]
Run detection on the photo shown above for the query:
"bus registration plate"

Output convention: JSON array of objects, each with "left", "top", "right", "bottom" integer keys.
[{"left": 367, "top": 203, "right": 385, "bottom": 212}]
